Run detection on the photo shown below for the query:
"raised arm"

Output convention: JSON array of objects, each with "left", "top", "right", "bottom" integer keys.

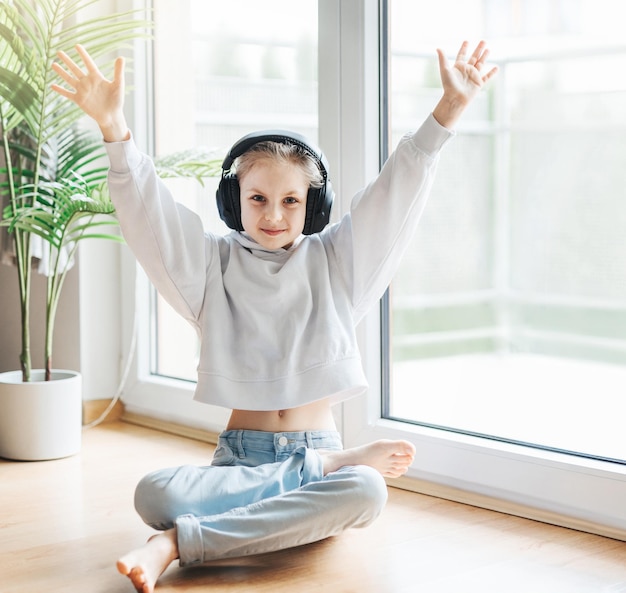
[
  {"left": 328, "top": 41, "right": 498, "bottom": 321},
  {"left": 52, "top": 45, "right": 209, "bottom": 324},
  {"left": 432, "top": 40, "right": 498, "bottom": 129},
  {"left": 51, "top": 44, "right": 130, "bottom": 143}
]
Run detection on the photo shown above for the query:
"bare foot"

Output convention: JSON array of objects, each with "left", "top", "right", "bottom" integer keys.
[
  {"left": 322, "top": 439, "right": 416, "bottom": 478},
  {"left": 117, "top": 529, "right": 179, "bottom": 593}
]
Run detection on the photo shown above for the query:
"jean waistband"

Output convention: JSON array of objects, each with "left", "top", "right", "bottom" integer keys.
[{"left": 218, "top": 429, "right": 343, "bottom": 454}]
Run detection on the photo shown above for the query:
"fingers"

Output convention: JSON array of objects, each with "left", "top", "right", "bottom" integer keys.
[
  {"left": 472, "top": 48, "right": 489, "bottom": 70},
  {"left": 113, "top": 55, "right": 125, "bottom": 85},
  {"left": 481, "top": 64, "right": 499, "bottom": 84},
  {"left": 75, "top": 43, "right": 100, "bottom": 74},
  {"left": 466, "top": 40, "right": 487, "bottom": 67},
  {"left": 55, "top": 48, "right": 85, "bottom": 80},
  {"left": 455, "top": 40, "right": 470, "bottom": 63},
  {"left": 451, "top": 39, "right": 498, "bottom": 83},
  {"left": 441, "top": 41, "right": 494, "bottom": 73},
  {"left": 50, "top": 82, "right": 75, "bottom": 100},
  {"left": 51, "top": 60, "right": 78, "bottom": 88},
  {"left": 51, "top": 48, "right": 86, "bottom": 97},
  {"left": 51, "top": 44, "right": 119, "bottom": 101},
  {"left": 50, "top": 56, "right": 81, "bottom": 100},
  {"left": 469, "top": 41, "right": 499, "bottom": 82},
  {"left": 436, "top": 47, "right": 448, "bottom": 72},
  {"left": 52, "top": 44, "right": 108, "bottom": 85},
  {"left": 454, "top": 40, "right": 492, "bottom": 69}
]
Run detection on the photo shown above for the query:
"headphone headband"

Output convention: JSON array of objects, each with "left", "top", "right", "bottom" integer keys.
[{"left": 221, "top": 129, "right": 329, "bottom": 179}]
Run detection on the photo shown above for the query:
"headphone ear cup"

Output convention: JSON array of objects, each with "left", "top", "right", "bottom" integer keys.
[
  {"left": 216, "top": 174, "right": 243, "bottom": 231},
  {"left": 303, "top": 179, "right": 334, "bottom": 235}
]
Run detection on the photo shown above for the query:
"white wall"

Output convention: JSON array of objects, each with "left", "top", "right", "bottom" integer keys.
[
  {"left": 0, "top": 260, "right": 80, "bottom": 375},
  {"left": 0, "top": 242, "right": 122, "bottom": 402}
]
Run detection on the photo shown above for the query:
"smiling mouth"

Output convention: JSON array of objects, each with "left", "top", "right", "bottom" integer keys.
[{"left": 261, "top": 229, "right": 286, "bottom": 236}]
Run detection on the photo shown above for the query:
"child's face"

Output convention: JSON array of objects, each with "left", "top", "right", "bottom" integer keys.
[{"left": 239, "top": 157, "right": 309, "bottom": 250}]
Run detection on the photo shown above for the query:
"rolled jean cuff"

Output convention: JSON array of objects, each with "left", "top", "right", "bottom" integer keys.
[{"left": 176, "top": 514, "right": 204, "bottom": 567}]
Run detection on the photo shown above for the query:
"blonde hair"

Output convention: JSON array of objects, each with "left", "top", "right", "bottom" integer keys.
[{"left": 233, "top": 141, "right": 324, "bottom": 189}]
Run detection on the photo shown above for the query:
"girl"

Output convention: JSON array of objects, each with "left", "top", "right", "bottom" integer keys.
[{"left": 52, "top": 40, "right": 496, "bottom": 593}]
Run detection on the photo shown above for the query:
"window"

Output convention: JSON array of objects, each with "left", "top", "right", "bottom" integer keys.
[
  {"left": 150, "top": 0, "right": 319, "bottom": 382},
  {"left": 384, "top": 0, "right": 626, "bottom": 464}
]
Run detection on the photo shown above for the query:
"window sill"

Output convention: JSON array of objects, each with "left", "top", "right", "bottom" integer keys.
[{"left": 367, "top": 417, "right": 626, "bottom": 541}]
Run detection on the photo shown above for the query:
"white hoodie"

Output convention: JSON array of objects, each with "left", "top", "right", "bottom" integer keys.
[{"left": 105, "top": 114, "right": 453, "bottom": 411}]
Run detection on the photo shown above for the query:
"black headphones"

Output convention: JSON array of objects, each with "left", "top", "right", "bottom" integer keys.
[{"left": 216, "top": 130, "right": 334, "bottom": 235}]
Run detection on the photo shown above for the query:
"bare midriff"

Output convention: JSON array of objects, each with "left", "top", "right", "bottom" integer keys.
[{"left": 226, "top": 397, "right": 336, "bottom": 433}]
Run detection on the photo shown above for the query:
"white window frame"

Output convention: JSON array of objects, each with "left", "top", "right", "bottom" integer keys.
[{"left": 117, "top": 0, "right": 626, "bottom": 539}]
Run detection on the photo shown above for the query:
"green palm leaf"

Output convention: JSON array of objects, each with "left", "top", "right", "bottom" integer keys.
[
  {"left": 0, "top": 0, "right": 154, "bottom": 380},
  {"left": 54, "top": 127, "right": 108, "bottom": 181},
  {"left": 155, "top": 148, "right": 224, "bottom": 187},
  {"left": 1, "top": 176, "right": 118, "bottom": 250},
  {"left": 0, "top": 0, "right": 151, "bottom": 140},
  {"left": 1, "top": 122, "right": 108, "bottom": 201}
]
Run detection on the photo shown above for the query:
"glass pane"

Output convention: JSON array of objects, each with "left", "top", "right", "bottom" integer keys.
[
  {"left": 386, "top": 0, "right": 626, "bottom": 463},
  {"left": 151, "top": 0, "right": 318, "bottom": 381}
]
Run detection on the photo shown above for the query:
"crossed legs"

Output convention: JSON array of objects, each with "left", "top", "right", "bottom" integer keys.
[{"left": 117, "top": 438, "right": 415, "bottom": 593}]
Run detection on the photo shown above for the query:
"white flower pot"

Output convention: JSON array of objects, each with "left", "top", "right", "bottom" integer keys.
[{"left": 0, "top": 369, "right": 82, "bottom": 461}]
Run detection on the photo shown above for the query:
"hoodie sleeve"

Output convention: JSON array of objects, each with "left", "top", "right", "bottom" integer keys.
[
  {"left": 326, "top": 114, "right": 454, "bottom": 323},
  {"left": 105, "top": 137, "right": 210, "bottom": 325}
]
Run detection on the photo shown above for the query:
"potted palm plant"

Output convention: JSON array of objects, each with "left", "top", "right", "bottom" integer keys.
[{"left": 0, "top": 0, "right": 220, "bottom": 460}]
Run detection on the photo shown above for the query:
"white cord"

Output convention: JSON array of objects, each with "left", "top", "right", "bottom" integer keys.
[{"left": 83, "top": 300, "right": 138, "bottom": 430}]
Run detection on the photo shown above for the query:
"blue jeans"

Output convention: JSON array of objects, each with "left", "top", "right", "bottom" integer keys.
[{"left": 134, "top": 430, "right": 388, "bottom": 565}]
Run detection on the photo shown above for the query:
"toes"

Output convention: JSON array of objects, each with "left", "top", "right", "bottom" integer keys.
[
  {"left": 129, "top": 567, "right": 149, "bottom": 593},
  {"left": 116, "top": 559, "right": 130, "bottom": 576},
  {"left": 400, "top": 440, "right": 416, "bottom": 455}
]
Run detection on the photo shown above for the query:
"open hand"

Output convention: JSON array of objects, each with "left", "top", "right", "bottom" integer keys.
[
  {"left": 51, "top": 44, "right": 129, "bottom": 142},
  {"left": 433, "top": 40, "right": 498, "bottom": 129}
]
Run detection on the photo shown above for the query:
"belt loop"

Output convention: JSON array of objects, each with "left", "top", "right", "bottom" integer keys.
[
  {"left": 305, "top": 431, "right": 314, "bottom": 449},
  {"left": 237, "top": 430, "right": 245, "bottom": 458}
]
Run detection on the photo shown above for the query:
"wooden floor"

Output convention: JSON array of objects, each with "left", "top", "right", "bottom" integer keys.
[{"left": 3, "top": 422, "right": 626, "bottom": 593}]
